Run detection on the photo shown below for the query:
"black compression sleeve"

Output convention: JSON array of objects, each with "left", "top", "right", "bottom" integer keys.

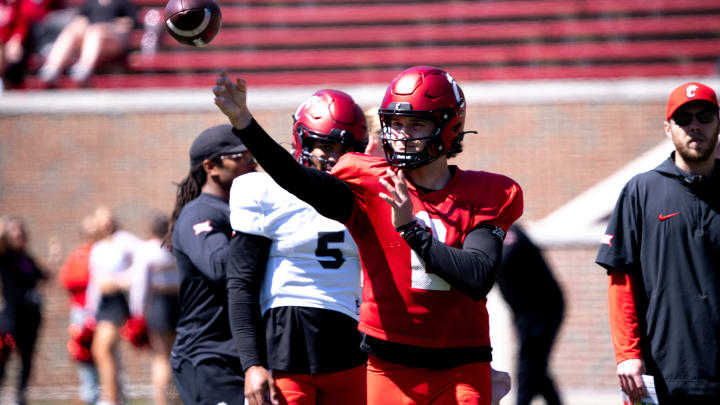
[
  {"left": 403, "top": 225, "right": 504, "bottom": 300},
  {"left": 226, "top": 231, "right": 273, "bottom": 372},
  {"left": 232, "top": 121, "right": 355, "bottom": 223}
]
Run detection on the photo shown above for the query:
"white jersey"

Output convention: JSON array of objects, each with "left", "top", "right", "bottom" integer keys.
[
  {"left": 86, "top": 230, "right": 142, "bottom": 315},
  {"left": 128, "top": 239, "right": 178, "bottom": 317},
  {"left": 230, "top": 172, "right": 362, "bottom": 320}
]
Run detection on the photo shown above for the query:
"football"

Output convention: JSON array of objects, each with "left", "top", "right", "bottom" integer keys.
[{"left": 164, "top": 0, "right": 222, "bottom": 47}]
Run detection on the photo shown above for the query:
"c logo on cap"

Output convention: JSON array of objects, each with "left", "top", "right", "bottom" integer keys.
[{"left": 686, "top": 84, "right": 698, "bottom": 98}]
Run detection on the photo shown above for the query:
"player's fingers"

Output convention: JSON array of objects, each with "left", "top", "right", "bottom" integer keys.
[
  {"left": 378, "top": 177, "right": 398, "bottom": 197},
  {"left": 213, "top": 97, "right": 228, "bottom": 109},
  {"left": 245, "top": 391, "right": 261, "bottom": 405},
  {"left": 212, "top": 85, "right": 226, "bottom": 96},
  {"left": 623, "top": 375, "right": 640, "bottom": 402},
  {"left": 267, "top": 378, "right": 280, "bottom": 405},
  {"left": 631, "top": 374, "right": 646, "bottom": 401},
  {"left": 218, "top": 71, "right": 233, "bottom": 87},
  {"left": 395, "top": 170, "right": 410, "bottom": 195},
  {"left": 378, "top": 193, "right": 398, "bottom": 208}
]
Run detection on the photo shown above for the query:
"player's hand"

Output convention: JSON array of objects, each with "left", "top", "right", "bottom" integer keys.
[
  {"left": 244, "top": 365, "right": 279, "bottom": 405},
  {"left": 213, "top": 71, "right": 253, "bottom": 130},
  {"left": 617, "top": 358, "right": 646, "bottom": 402},
  {"left": 363, "top": 131, "right": 384, "bottom": 157},
  {"left": 378, "top": 168, "right": 415, "bottom": 228}
]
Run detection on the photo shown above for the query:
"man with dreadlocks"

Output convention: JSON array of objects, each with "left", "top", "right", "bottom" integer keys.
[{"left": 164, "top": 124, "right": 257, "bottom": 405}]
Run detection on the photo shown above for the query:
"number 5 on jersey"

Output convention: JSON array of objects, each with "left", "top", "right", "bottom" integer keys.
[{"left": 315, "top": 231, "right": 345, "bottom": 269}]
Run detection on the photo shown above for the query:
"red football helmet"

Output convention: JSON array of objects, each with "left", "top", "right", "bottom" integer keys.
[
  {"left": 292, "top": 89, "right": 368, "bottom": 170},
  {"left": 378, "top": 66, "right": 467, "bottom": 169}
]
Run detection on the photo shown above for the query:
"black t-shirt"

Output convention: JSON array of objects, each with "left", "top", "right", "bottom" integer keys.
[
  {"left": 0, "top": 251, "right": 45, "bottom": 334},
  {"left": 171, "top": 193, "right": 240, "bottom": 369},
  {"left": 79, "top": 0, "right": 136, "bottom": 24},
  {"left": 596, "top": 155, "right": 720, "bottom": 396}
]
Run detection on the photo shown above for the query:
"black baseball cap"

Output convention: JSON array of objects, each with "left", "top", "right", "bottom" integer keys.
[{"left": 189, "top": 124, "right": 247, "bottom": 165}]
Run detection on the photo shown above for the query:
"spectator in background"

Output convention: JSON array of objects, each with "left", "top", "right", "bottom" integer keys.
[
  {"left": 495, "top": 225, "right": 564, "bottom": 405},
  {"left": 59, "top": 214, "right": 101, "bottom": 405},
  {"left": 128, "top": 212, "right": 178, "bottom": 405},
  {"left": 0, "top": 0, "right": 53, "bottom": 89},
  {"left": 37, "top": 0, "right": 135, "bottom": 86},
  {"left": 86, "top": 206, "right": 141, "bottom": 405},
  {"left": 0, "top": 216, "right": 47, "bottom": 405}
]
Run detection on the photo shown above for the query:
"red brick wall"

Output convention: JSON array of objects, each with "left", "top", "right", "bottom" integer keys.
[{"left": 0, "top": 99, "right": 664, "bottom": 400}]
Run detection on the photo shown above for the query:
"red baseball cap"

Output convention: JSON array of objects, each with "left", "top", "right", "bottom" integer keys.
[{"left": 666, "top": 82, "right": 719, "bottom": 121}]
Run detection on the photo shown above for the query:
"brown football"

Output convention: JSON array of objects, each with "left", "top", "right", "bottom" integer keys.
[{"left": 164, "top": 0, "right": 222, "bottom": 47}]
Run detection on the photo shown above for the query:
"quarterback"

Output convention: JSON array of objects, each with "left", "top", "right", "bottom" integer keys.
[{"left": 215, "top": 66, "right": 523, "bottom": 405}]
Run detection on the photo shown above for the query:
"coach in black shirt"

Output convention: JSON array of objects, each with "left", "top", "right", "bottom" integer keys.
[
  {"left": 596, "top": 82, "right": 720, "bottom": 404},
  {"left": 165, "top": 125, "right": 257, "bottom": 405}
]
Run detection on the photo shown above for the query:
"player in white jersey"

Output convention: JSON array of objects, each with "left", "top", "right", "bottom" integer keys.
[{"left": 226, "top": 89, "right": 371, "bottom": 405}]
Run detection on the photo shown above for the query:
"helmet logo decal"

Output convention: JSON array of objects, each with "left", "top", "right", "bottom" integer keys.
[
  {"left": 294, "top": 95, "right": 322, "bottom": 119},
  {"left": 445, "top": 73, "right": 462, "bottom": 105}
]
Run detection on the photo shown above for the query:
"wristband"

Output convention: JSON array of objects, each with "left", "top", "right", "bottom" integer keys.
[
  {"left": 399, "top": 223, "right": 425, "bottom": 239},
  {"left": 395, "top": 220, "right": 418, "bottom": 233}
]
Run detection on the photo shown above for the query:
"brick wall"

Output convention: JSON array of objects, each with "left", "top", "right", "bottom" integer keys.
[{"left": 0, "top": 98, "right": 666, "bottom": 400}]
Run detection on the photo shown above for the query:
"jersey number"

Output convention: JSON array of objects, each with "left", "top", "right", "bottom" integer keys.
[
  {"left": 316, "top": 231, "right": 345, "bottom": 269},
  {"left": 411, "top": 212, "right": 451, "bottom": 291}
]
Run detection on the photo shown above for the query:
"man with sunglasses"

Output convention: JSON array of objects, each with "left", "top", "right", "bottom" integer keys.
[
  {"left": 596, "top": 82, "right": 720, "bottom": 404},
  {"left": 165, "top": 125, "right": 257, "bottom": 405}
]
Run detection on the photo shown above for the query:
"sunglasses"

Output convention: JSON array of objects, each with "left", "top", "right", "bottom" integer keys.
[
  {"left": 672, "top": 110, "right": 717, "bottom": 126},
  {"left": 220, "top": 152, "right": 253, "bottom": 163}
]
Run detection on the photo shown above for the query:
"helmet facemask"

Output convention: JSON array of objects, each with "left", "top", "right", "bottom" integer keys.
[
  {"left": 379, "top": 105, "right": 455, "bottom": 170},
  {"left": 295, "top": 123, "right": 367, "bottom": 171}
]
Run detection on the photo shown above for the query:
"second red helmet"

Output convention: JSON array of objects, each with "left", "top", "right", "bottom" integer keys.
[{"left": 292, "top": 89, "right": 368, "bottom": 168}]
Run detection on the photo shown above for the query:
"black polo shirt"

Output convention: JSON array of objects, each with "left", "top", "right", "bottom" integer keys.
[
  {"left": 596, "top": 154, "right": 720, "bottom": 397},
  {"left": 171, "top": 193, "right": 240, "bottom": 369}
]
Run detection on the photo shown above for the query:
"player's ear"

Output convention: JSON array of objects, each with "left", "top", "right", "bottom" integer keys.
[
  {"left": 663, "top": 120, "right": 672, "bottom": 139},
  {"left": 202, "top": 158, "right": 219, "bottom": 175}
]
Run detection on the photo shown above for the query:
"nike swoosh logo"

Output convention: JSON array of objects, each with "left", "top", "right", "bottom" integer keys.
[{"left": 658, "top": 212, "right": 679, "bottom": 221}]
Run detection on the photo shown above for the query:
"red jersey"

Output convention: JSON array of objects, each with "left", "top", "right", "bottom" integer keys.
[
  {"left": 58, "top": 243, "right": 93, "bottom": 308},
  {"left": 332, "top": 153, "right": 523, "bottom": 348}
]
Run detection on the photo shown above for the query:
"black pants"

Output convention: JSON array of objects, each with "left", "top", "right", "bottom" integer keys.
[
  {"left": 173, "top": 357, "right": 245, "bottom": 405},
  {"left": 515, "top": 314, "right": 563, "bottom": 405},
  {"left": 0, "top": 307, "right": 42, "bottom": 401}
]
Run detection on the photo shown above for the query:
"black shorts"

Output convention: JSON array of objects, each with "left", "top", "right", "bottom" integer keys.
[
  {"left": 172, "top": 357, "right": 245, "bottom": 405},
  {"left": 96, "top": 293, "right": 130, "bottom": 326},
  {"left": 147, "top": 293, "right": 179, "bottom": 333}
]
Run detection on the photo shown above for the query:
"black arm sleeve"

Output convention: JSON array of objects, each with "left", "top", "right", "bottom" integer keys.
[
  {"left": 232, "top": 121, "right": 355, "bottom": 223},
  {"left": 404, "top": 225, "right": 504, "bottom": 301},
  {"left": 226, "top": 231, "right": 273, "bottom": 372}
]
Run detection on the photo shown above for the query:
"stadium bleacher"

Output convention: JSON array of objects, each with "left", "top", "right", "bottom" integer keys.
[{"left": 20, "top": 0, "right": 720, "bottom": 89}]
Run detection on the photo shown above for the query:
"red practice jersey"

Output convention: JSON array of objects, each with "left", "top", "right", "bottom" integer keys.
[{"left": 332, "top": 153, "right": 523, "bottom": 349}]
